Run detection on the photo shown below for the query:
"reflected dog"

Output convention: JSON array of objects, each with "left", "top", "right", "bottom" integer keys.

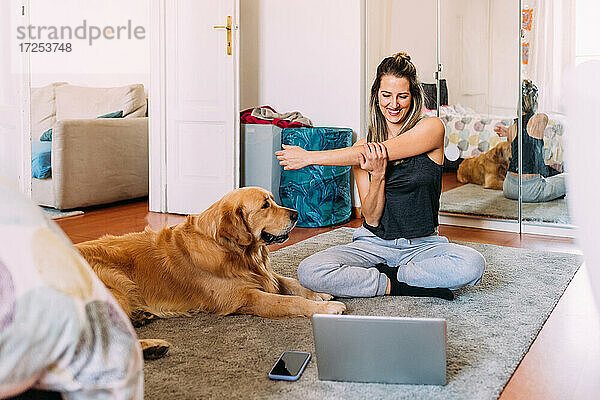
[
  {"left": 76, "top": 187, "right": 346, "bottom": 359},
  {"left": 457, "top": 141, "right": 512, "bottom": 190}
]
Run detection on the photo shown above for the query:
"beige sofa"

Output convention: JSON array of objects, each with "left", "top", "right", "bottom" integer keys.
[{"left": 31, "top": 83, "right": 149, "bottom": 210}]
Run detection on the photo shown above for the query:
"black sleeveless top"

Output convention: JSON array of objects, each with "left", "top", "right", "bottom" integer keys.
[
  {"left": 507, "top": 112, "right": 560, "bottom": 177},
  {"left": 364, "top": 153, "right": 442, "bottom": 240}
]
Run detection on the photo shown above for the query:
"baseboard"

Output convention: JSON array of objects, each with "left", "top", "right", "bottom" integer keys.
[{"left": 439, "top": 212, "right": 577, "bottom": 238}]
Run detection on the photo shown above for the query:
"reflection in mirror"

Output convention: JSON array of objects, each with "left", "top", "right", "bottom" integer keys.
[
  {"left": 437, "top": 1, "right": 521, "bottom": 222},
  {"left": 519, "top": 1, "right": 575, "bottom": 227}
]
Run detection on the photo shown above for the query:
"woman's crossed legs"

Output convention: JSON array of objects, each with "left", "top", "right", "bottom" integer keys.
[{"left": 297, "top": 227, "right": 485, "bottom": 298}]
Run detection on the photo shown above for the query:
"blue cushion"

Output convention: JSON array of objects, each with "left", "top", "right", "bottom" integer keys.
[
  {"left": 279, "top": 127, "right": 353, "bottom": 227},
  {"left": 40, "top": 128, "right": 52, "bottom": 141},
  {"left": 97, "top": 110, "right": 124, "bottom": 118},
  {"left": 32, "top": 141, "right": 52, "bottom": 179}
]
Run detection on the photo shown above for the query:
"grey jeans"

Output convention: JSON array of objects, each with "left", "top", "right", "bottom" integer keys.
[
  {"left": 297, "top": 226, "right": 486, "bottom": 298},
  {"left": 503, "top": 173, "right": 566, "bottom": 203}
]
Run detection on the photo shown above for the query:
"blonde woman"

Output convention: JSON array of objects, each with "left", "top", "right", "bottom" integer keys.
[{"left": 276, "top": 52, "right": 485, "bottom": 299}]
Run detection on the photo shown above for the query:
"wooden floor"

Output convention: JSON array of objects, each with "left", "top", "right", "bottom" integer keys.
[
  {"left": 55, "top": 199, "right": 599, "bottom": 399},
  {"left": 442, "top": 170, "right": 465, "bottom": 192}
]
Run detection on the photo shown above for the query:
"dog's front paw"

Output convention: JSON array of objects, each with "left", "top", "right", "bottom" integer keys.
[
  {"left": 131, "top": 310, "right": 157, "bottom": 328},
  {"left": 319, "top": 300, "right": 346, "bottom": 315},
  {"left": 307, "top": 290, "right": 334, "bottom": 302},
  {"left": 316, "top": 292, "right": 334, "bottom": 301},
  {"left": 139, "top": 339, "right": 171, "bottom": 360}
]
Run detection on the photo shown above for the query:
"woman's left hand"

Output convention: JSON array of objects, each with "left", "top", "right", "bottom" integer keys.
[
  {"left": 359, "top": 142, "right": 388, "bottom": 179},
  {"left": 275, "top": 144, "right": 311, "bottom": 170}
]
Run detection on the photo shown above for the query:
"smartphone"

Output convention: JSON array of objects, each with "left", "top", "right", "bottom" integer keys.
[{"left": 268, "top": 351, "right": 311, "bottom": 381}]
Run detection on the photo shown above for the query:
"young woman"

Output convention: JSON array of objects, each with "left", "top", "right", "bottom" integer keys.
[
  {"left": 275, "top": 52, "right": 485, "bottom": 299},
  {"left": 494, "top": 80, "right": 566, "bottom": 203}
]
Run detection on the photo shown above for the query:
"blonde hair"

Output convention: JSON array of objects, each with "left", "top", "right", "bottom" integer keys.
[{"left": 368, "top": 52, "right": 425, "bottom": 143}]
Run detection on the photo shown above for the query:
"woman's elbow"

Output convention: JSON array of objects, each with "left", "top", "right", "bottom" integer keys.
[
  {"left": 362, "top": 210, "right": 381, "bottom": 227},
  {"left": 364, "top": 218, "right": 381, "bottom": 227}
]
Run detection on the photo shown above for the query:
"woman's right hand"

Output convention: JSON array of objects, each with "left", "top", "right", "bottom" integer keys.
[
  {"left": 359, "top": 142, "right": 388, "bottom": 179},
  {"left": 275, "top": 144, "right": 311, "bottom": 170}
]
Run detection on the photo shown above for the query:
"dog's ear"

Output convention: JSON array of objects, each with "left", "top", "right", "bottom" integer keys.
[
  {"left": 491, "top": 144, "right": 508, "bottom": 164},
  {"left": 218, "top": 206, "right": 254, "bottom": 246},
  {"left": 498, "top": 142, "right": 511, "bottom": 163},
  {"left": 491, "top": 146, "right": 502, "bottom": 163}
]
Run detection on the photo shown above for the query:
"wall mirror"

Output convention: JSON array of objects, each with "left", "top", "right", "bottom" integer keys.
[{"left": 366, "top": 0, "right": 575, "bottom": 235}]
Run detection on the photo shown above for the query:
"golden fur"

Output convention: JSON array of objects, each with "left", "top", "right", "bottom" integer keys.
[
  {"left": 456, "top": 141, "right": 512, "bottom": 190},
  {"left": 76, "top": 187, "right": 346, "bottom": 358}
]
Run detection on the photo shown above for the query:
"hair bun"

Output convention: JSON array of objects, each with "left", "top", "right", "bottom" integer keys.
[
  {"left": 522, "top": 79, "right": 537, "bottom": 93},
  {"left": 393, "top": 52, "right": 411, "bottom": 62}
]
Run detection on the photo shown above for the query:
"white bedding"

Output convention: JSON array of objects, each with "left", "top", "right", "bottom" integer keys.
[
  {"left": 425, "top": 105, "right": 565, "bottom": 171},
  {"left": 0, "top": 179, "right": 143, "bottom": 399}
]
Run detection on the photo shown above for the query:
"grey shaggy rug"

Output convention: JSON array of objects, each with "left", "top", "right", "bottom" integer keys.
[
  {"left": 136, "top": 228, "right": 582, "bottom": 400},
  {"left": 440, "top": 183, "right": 571, "bottom": 224}
]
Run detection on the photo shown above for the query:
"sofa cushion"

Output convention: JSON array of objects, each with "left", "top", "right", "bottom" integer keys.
[
  {"left": 30, "top": 83, "right": 67, "bottom": 140},
  {"left": 55, "top": 84, "right": 146, "bottom": 121}
]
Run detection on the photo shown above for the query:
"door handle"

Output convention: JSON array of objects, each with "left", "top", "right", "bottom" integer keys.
[{"left": 213, "top": 16, "right": 232, "bottom": 55}]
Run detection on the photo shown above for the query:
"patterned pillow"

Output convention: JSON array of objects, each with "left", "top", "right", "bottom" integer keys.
[{"left": 0, "top": 178, "right": 143, "bottom": 399}]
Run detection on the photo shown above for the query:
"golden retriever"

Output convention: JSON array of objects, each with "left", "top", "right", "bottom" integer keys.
[
  {"left": 75, "top": 187, "right": 346, "bottom": 359},
  {"left": 456, "top": 141, "right": 512, "bottom": 190}
]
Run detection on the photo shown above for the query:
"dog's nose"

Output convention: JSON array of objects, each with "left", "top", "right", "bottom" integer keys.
[{"left": 290, "top": 210, "right": 299, "bottom": 222}]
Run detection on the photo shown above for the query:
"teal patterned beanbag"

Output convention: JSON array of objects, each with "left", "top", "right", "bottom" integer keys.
[{"left": 280, "top": 127, "right": 352, "bottom": 227}]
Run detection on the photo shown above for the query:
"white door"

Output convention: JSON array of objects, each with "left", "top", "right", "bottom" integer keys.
[{"left": 163, "top": 0, "right": 239, "bottom": 214}]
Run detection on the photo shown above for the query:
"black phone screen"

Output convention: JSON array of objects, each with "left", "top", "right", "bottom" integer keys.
[{"left": 270, "top": 352, "right": 310, "bottom": 376}]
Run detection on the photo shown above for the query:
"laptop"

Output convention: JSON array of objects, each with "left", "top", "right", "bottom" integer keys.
[{"left": 311, "top": 314, "right": 447, "bottom": 385}]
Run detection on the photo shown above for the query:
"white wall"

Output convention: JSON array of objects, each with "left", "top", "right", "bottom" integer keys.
[
  {"left": 241, "top": 0, "right": 364, "bottom": 207},
  {"left": 240, "top": 0, "right": 363, "bottom": 136},
  {"left": 27, "top": 0, "right": 150, "bottom": 91}
]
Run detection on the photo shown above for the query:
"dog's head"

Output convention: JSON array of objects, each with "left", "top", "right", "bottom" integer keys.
[
  {"left": 490, "top": 141, "right": 512, "bottom": 165},
  {"left": 217, "top": 187, "right": 298, "bottom": 246}
]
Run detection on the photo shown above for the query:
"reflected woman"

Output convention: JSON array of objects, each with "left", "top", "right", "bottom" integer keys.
[
  {"left": 275, "top": 52, "right": 485, "bottom": 299},
  {"left": 495, "top": 80, "right": 566, "bottom": 203}
]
